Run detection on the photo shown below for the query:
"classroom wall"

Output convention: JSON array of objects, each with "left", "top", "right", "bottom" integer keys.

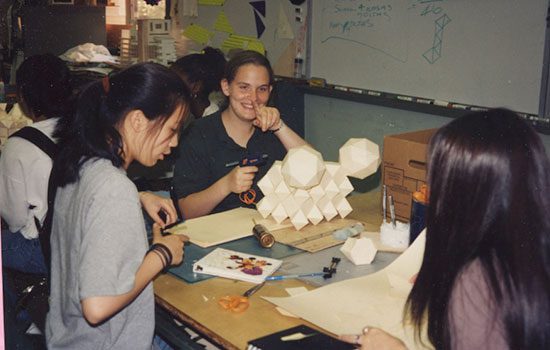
[{"left": 304, "top": 94, "right": 550, "bottom": 192}]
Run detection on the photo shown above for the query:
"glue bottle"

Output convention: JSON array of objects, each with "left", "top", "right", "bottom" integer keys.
[{"left": 294, "top": 52, "right": 303, "bottom": 79}]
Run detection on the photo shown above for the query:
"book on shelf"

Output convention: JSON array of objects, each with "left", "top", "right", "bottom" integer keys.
[
  {"left": 247, "top": 324, "right": 354, "bottom": 350},
  {"left": 192, "top": 248, "right": 282, "bottom": 284}
]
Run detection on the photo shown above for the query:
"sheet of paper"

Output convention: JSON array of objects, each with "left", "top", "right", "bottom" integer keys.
[
  {"left": 182, "top": 24, "right": 213, "bottom": 45},
  {"left": 264, "top": 230, "right": 431, "bottom": 350},
  {"left": 167, "top": 208, "right": 287, "bottom": 248},
  {"left": 221, "top": 34, "right": 265, "bottom": 55},
  {"left": 214, "top": 11, "right": 234, "bottom": 33}
]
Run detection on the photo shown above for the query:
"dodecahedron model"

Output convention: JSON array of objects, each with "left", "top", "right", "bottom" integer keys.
[
  {"left": 281, "top": 145, "right": 326, "bottom": 189},
  {"left": 339, "top": 138, "right": 380, "bottom": 179},
  {"left": 340, "top": 237, "right": 378, "bottom": 265}
]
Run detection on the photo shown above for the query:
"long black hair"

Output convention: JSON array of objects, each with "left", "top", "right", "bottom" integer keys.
[
  {"left": 16, "top": 54, "right": 73, "bottom": 120},
  {"left": 406, "top": 108, "right": 550, "bottom": 349},
  {"left": 54, "top": 62, "right": 190, "bottom": 187},
  {"left": 170, "top": 47, "right": 226, "bottom": 97}
]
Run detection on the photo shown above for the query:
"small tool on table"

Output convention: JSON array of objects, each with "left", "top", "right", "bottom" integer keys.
[
  {"left": 219, "top": 282, "right": 265, "bottom": 313},
  {"left": 252, "top": 219, "right": 275, "bottom": 248}
]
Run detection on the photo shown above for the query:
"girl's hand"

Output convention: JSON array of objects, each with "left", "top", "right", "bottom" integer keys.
[
  {"left": 152, "top": 224, "right": 188, "bottom": 266},
  {"left": 252, "top": 102, "right": 282, "bottom": 132},
  {"left": 139, "top": 192, "right": 177, "bottom": 228},
  {"left": 225, "top": 165, "right": 258, "bottom": 194},
  {"left": 340, "top": 327, "right": 407, "bottom": 350}
]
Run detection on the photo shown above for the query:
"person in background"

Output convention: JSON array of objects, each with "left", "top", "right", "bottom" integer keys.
[
  {"left": 170, "top": 46, "right": 227, "bottom": 119},
  {"left": 172, "top": 50, "right": 307, "bottom": 219},
  {"left": 46, "top": 63, "right": 189, "bottom": 349},
  {"left": 0, "top": 54, "right": 72, "bottom": 277},
  {"left": 341, "top": 109, "right": 550, "bottom": 349}
]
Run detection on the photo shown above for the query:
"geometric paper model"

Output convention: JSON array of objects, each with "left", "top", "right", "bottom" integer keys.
[
  {"left": 340, "top": 237, "right": 378, "bottom": 265},
  {"left": 339, "top": 138, "right": 381, "bottom": 179},
  {"left": 281, "top": 145, "right": 326, "bottom": 189},
  {"left": 256, "top": 138, "right": 381, "bottom": 230}
]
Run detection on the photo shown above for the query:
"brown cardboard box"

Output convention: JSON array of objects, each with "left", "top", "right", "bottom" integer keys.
[{"left": 382, "top": 128, "right": 438, "bottom": 222}]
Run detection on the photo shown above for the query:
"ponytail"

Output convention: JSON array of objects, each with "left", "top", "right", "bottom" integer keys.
[{"left": 54, "top": 62, "right": 190, "bottom": 187}]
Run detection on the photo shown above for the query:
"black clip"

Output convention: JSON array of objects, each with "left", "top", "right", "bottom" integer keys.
[{"left": 322, "top": 257, "right": 341, "bottom": 279}]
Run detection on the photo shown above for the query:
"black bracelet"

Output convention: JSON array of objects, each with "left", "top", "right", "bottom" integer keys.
[
  {"left": 151, "top": 243, "right": 173, "bottom": 268},
  {"left": 272, "top": 119, "right": 285, "bottom": 133},
  {"left": 148, "top": 249, "right": 166, "bottom": 270}
]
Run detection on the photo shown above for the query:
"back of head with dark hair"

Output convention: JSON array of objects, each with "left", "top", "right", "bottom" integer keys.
[
  {"left": 170, "top": 47, "right": 226, "bottom": 97},
  {"left": 223, "top": 50, "right": 273, "bottom": 85},
  {"left": 406, "top": 108, "right": 550, "bottom": 349},
  {"left": 16, "top": 54, "right": 73, "bottom": 120},
  {"left": 54, "top": 62, "right": 190, "bottom": 187}
]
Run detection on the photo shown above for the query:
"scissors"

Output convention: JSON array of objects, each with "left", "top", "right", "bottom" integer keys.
[{"left": 217, "top": 282, "right": 265, "bottom": 313}]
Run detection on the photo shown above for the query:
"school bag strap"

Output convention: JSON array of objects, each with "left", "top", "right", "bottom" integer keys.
[{"left": 10, "top": 126, "right": 59, "bottom": 273}]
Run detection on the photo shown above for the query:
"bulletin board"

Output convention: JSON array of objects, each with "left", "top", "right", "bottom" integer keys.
[
  {"left": 173, "top": 0, "right": 308, "bottom": 77},
  {"left": 308, "top": 0, "right": 549, "bottom": 115}
]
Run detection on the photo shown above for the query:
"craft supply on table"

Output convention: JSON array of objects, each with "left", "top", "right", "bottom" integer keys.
[
  {"left": 252, "top": 219, "right": 275, "bottom": 248},
  {"left": 380, "top": 221, "right": 410, "bottom": 249},
  {"left": 332, "top": 223, "right": 364, "bottom": 240},
  {"left": 192, "top": 248, "right": 282, "bottom": 284},
  {"left": 409, "top": 185, "right": 428, "bottom": 245},
  {"left": 271, "top": 218, "right": 362, "bottom": 252}
]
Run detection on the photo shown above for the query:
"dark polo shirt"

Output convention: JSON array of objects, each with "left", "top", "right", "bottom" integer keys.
[{"left": 172, "top": 110, "right": 286, "bottom": 215}]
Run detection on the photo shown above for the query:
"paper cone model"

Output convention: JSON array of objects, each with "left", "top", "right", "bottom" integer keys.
[
  {"left": 281, "top": 145, "right": 326, "bottom": 189},
  {"left": 319, "top": 171, "right": 339, "bottom": 200},
  {"left": 339, "top": 138, "right": 381, "bottom": 179},
  {"left": 340, "top": 237, "right": 377, "bottom": 265}
]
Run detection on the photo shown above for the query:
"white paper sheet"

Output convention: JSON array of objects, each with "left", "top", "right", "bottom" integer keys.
[{"left": 264, "top": 230, "right": 431, "bottom": 350}]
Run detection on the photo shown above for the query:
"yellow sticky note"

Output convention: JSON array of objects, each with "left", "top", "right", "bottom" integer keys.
[
  {"left": 198, "top": 0, "right": 225, "bottom": 5},
  {"left": 214, "top": 11, "right": 234, "bottom": 34},
  {"left": 182, "top": 24, "right": 214, "bottom": 45}
]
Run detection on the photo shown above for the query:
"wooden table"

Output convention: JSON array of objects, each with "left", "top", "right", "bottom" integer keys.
[{"left": 154, "top": 191, "right": 382, "bottom": 350}]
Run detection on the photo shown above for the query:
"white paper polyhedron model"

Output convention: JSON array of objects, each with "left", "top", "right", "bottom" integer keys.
[
  {"left": 302, "top": 199, "right": 323, "bottom": 225},
  {"left": 256, "top": 195, "right": 279, "bottom": 218},
  {"left": 339, "top": 138, "right": 381, "bottom": 179},
  {"left": 332, "top": 194, "right": 353, "bottom": 218},
  {"left": 319, "top": 171, "right": 340, "bottom": 200},
  {"left": 257, "top": 175, "right": 275, "bottom": 195},
  {"left": 274, "top": 181, "right": 292, "bottom": 201},
  {"left": 271, "top": 203, "right": 288, "bottom": 224},
  {"left": 265, "top": 160, "right": 283, "bottom": 187},
  {"left": 290, "top": 209, "right": 308, "bottom": 230},
  {"left": 317, "top": 196, "right": 338, "bottom": 221},
  {"left": 308, "top": 185, "right": 325, "bottom": 203},
  {"left": 340, "top": 237, "right": 378, "bottom": 265},
  {"left": 281, "top": 196, "right": 300, "bottom": 217},
  {"left": 293, "top": 189, "right": 310, "bottom": 206},
  {"left": 281, "top": 146, "right": 326, "bottom": 189}
]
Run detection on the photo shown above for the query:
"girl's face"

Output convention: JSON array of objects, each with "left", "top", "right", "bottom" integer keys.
[
  {"left": 133, "top": 104, "right": 186, "bottom": 167},
  {"left": 221, "top": 64, "right": 272, "bottom": 122}
]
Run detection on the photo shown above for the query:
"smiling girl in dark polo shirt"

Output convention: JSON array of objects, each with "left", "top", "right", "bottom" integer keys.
[{"left": 172, "top": 50, "right": 307, "bottom": 219}]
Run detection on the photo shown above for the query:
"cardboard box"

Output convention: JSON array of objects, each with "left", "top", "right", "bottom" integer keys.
[{"left": 382, "top": 128, "right": 437, "bottom": 222}]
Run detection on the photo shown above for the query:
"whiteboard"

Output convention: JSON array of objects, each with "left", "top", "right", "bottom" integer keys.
[{"left": 309, "top": 0, "right": 548, "bottom": 114}]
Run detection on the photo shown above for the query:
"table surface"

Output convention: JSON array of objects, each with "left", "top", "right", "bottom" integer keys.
[{"left": 154, "top": 191, "right": 385, "bottom": 350}]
